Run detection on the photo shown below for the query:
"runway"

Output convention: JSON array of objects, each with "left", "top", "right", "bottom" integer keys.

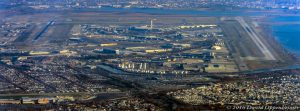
[{"left": 235, "top": 17, "right": 276, "bottom": 60}]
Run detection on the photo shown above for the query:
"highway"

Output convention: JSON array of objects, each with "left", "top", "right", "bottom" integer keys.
[{"left": 235, "top": 17, "right": 276, "bottom": 60}]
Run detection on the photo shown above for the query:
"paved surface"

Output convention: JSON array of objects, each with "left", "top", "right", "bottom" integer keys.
[{"left": 235, "top": 17, "right": 276, "bottom": 60}]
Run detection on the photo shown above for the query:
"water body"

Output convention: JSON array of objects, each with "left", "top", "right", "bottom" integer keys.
[
  {"left": 79, "top": 7, "right": 265, "bottom": 16},
  {"left": 271, "top": 16, "right": 300, "bottom": 57}
]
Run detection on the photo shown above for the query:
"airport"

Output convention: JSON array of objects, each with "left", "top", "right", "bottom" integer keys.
[{"left": 0, "top": 0, "right": 299, "bottom": 110}]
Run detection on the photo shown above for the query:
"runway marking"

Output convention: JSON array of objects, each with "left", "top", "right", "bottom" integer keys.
[{"left": 235, "top": 17, "right": 276, "bottom": 60}]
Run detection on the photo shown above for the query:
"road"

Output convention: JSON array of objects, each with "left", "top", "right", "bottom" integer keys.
[
  {"left": 235, "top": 17, "right": 276, "bottom": 60},
  {"left": 91, "top": 67, "right": 191, "bottom": 111}
]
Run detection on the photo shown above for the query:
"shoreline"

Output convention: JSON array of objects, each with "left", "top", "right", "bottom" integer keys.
[
  {"left": 261, "top": 16, "right": 300, "bottom": 58},
  {"left": 259, "top": 17, "right": 299, "bottom": 65}
]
